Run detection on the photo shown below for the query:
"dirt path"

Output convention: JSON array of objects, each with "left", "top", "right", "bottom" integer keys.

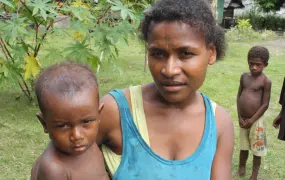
[{"left": 253, "top": 38, "right": 285, "bottom": 56}]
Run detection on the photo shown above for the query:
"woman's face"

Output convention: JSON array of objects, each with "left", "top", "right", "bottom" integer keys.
[{"left": 147, "top": 21, "right": 216, "bottom": 103}]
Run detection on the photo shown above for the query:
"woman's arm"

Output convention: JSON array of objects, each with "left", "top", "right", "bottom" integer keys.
[
  {"left": 96, "top": 94, "right": 123, "bottom": 154},
  {"left": 211, "top": 105, "right": 234, "bottom": 180}
]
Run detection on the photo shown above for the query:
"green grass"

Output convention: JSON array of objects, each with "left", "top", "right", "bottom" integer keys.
[{"left": 0, "top": 34, "right": 284, "bottom": 179}]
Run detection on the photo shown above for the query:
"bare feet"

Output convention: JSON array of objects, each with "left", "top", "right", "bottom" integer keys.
[
  {"left": 232, "top": 167, "right": 246, "bottom": 178},
  {"left": 250, "top": 171, "right": 258, "bottom": 180}
]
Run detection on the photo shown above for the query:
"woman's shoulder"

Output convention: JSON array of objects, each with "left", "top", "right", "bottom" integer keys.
[
  {"left": 97, "top": 88, "right": 132, "bottom": 145},
  {"left": 214, "top": 104, "right": 234, "bottom": 139}
]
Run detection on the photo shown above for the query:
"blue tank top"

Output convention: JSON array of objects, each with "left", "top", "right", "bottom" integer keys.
[{"left": 109, "top": 89, "right": 217, "bottom": 180}]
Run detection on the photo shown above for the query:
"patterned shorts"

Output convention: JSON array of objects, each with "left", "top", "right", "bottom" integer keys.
[{"left": 240, "top": 116, "right": 267, "bottom": 156}]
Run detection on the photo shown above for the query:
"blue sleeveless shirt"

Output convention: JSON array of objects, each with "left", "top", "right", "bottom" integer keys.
[{"left": 109, "top": 89, "right": 217, "bottom": 180}]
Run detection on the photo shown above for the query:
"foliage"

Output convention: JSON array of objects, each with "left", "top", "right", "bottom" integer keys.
[
  {"left": 237, "top": 9, "right": 285, "bottom": 31},
  {"left": 254, "top": 0, "right": 284, "bottom": 13},
  {"left": 236, "top": 19, "right": 252, "bottom": 30},
  {"left": 0, "top": 0, "right": 151, "bottom": 100},
  {"left": 226, "top": 19, "right": 278, "bottom": 42}
]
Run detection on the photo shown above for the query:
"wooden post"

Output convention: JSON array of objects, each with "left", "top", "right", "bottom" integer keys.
[
  {"left": 217, "top": 0, "right": 225, "bottom": 24},
  {"left": 211, "top": 0, "right": 218, "bottom": 21}
]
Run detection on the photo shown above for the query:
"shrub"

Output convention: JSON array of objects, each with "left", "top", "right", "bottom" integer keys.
[
  {"left": 237, "top": 10, "right": 285, "bottom": 31},
  {"left": 226, "top": 19, "right": 278, "bottom": 42},
  {"left": 0, "top": 0, "right": 149, "bottom": 100}
]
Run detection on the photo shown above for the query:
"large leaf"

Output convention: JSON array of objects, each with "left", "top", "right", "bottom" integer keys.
[
  {"left": 24, "top": 53, "right": 41, "bottom": 80},
  {"left": 0, "top": 16, "right": 30, "bottom": 42},
  {"left": 11, "top": 43, "right": 30, "bottom": 62},
  {"left": 44, "top": 46, "right": 64, "bottom": 61},
  {"left": 62, "top": 6, "right": 95, "bottom": 22},
  {"left": 29, "top": 0, "right": 58, "bottom": 20},
  {"left": 108, "top": 0, "right": 135, "bottom": 20},
  {"left": 0, "top": 63, "right": 9, "bottom": 78},
  {"left": 0, "top": 60, "right": 23, "bottom": 82},
  {"left": 0, "top": 0, "right": 14, "bottom": 8},
  {"left": 65, "top": 40, "right": 93, "bottom": 61}
]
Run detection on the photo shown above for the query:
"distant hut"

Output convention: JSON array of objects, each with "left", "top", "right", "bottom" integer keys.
[{"left": 217, "top": 0, "right": 245, "bottom": 28}]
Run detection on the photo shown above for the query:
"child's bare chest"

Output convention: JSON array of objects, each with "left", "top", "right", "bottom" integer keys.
[
  {"left": 243, "top": 75, "right": 265, "bottom": 92},
  {"left": 63, "top": 153, "right": 108, "bottom": 179}
]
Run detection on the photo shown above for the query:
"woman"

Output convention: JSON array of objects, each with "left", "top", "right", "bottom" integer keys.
[
  {"left": 273, "top": 77, "right": 285, "bottom": 140},
  {"left": 97, "top": 0, "right": 234, "bottom": 179}
]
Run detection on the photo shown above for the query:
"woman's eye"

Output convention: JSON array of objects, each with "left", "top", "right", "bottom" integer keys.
[
  {"left": 182, "top": 51, "right": 193, "bottom": 56},
  {"left": 83, "top": 120, "right": 93, "bottom": 124},
  {"left": 57, "top": 124, "right": 69, "bottom": 128},
  {"left": 150, "top": 51, "right": 164, "bottom": 57}
]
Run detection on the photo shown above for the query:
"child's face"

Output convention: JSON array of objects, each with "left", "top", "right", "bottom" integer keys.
[
  {"left": 248, "top": 58, "right": 267, "bottom": 76},
  {"left": 147, "top": 21, "right": 216, "bottom": 103},
  {"left": 38, "top": 88, "right": 102, "bottom": 156}
]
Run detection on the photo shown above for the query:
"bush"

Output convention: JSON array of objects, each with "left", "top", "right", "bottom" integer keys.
[
  {"left": 0, "top": 0, "right": 149, "bottom": 100},
  {"left": 226, "top": 19, "right": 278, "bottom": 42},
  {"left": 260, "top": 29, "right": 278, "bottom": 40},
  {"left": 237, "top": 10, "right": 285, "bottom": 31},
  {"left": 226, "top": 27, "right": 259, "bottom": 42}
]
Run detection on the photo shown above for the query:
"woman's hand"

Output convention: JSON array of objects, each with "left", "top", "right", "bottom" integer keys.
[{"left": 273, "top": 114, "right": 281, "bottom": 129}]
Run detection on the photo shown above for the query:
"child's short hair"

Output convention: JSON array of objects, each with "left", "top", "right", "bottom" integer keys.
[
  {"left": 140, "top": 0, "right": 226, "bottom": 60},
  {"left": 35, "top": 61, "right": 98, "bottom": 113},
  {"left": 248, "top": 46, "right": 270, "bottom": 64}
]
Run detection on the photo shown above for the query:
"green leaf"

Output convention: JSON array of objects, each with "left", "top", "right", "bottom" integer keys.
[
  {"left": 114, "top": 46, "right": 119, "bottom": 57},
  {"left": 0, "top": 16, "right": 30, "bottom": 42},
  {"left": 64, "top": 41, "right": 93, "bottom": 62},
  {"left": 62, "top": 6, "right": 95, "bottom": 22},
  {"left": 40, "top": 9, "right": 47, "bottom": 21},
  {"left": 108, "top": 0, "right": 135, "bottom": 20},
  {"left": 87, "top": 55, "right": 100, "bottom": 70},
  {"left": 11, "top": 43, "right": 29, "bottom": 62},
  {"left": 44, "top": 45, "right": 64, "bottom": 61},
  {"left": 0, "top": 0, "right": 14, "bottom": 8},
  {"left": 30, "top": 0, "right": 57, "bottom": 21}
]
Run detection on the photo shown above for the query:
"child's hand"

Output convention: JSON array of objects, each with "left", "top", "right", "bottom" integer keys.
[
  {"left": 243, "top": 119, "right": 254, "bottom": 129},
  {"left": 238, "top": 117, "right": 247, "bottom": 128},
  {"left": 273, "top": 115, "right": 281, "bottom": 129}
]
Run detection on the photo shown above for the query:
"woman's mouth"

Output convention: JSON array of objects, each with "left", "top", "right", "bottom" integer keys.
[{"left": 161, "top": 81, "right": 187, "bottom": 92}]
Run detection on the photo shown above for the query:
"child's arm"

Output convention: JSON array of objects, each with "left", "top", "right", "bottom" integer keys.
[
  {"left": 37, "top": 161, "right": 69, "bottom": 180},
  {"left": 211, "top": 106, "right": 234, "bottom": 180},
  {"left": 244, "top": 78, "right": 271, "bottom": 128},
  {"left": 237, "top": 73, "right": 246, "bottom": 128}
]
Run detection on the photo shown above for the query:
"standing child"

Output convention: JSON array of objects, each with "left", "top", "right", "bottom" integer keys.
[
  {"left": 30, "top": 62, "right": 109, "bottom": 180},
  {"left": 273, "top": 77, "right": 285, "bottom": 140},
  {"left": 234, "top": 46, "right": 271, "bottom": 180}
]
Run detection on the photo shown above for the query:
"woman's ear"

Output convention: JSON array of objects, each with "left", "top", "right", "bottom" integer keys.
[
  {"left": 36, "top": 112, "right": 48, "bottom": 133},
  {"left": 207, "top": 44, "right": 217, "bottom": 65}
]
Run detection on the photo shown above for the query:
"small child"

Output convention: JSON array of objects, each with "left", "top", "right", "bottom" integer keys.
[
  {"left": 30, "top": 62, "right": 109, "bottom": 180},
  {"left": 273, "top": 77, "right": 285, "bottom": 140},
  {"left": 234, "top": 46, "right": 271, "bottom": 180}
]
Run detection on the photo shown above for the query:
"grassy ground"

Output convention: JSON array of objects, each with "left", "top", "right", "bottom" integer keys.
[{"left": 0, "top": 33, "right": 284, "bottom": 179}]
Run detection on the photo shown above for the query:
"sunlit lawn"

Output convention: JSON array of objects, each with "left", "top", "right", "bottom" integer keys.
[{"left": 0, "top": 32, "right": 284, "bottom": 179}]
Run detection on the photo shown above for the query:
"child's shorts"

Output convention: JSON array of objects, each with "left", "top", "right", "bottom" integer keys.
[{"left": 240, "top": 116, "right": 267, "bottom": 156}]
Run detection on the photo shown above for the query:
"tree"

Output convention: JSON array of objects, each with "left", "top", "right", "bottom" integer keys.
[
  {"left": 0, "top": 0, "right": 150, "bottom": 100},
  {"left": 255, "top": 0, "right": 285, "bottom": 13}
]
